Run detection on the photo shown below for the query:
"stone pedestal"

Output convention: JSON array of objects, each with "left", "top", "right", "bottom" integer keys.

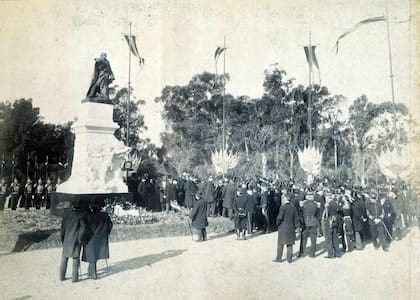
[{"left": 57, "top": 102, "right": 129, "bottom": 194}]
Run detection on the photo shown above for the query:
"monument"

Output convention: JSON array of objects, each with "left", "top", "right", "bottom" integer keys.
[{"left": 53, "top": 53, "right": 130, "bottom": 209}]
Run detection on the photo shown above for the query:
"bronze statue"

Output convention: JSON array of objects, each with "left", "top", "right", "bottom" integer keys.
[{"left": 85, "top": 53, "right": 114, "bottom": 103}]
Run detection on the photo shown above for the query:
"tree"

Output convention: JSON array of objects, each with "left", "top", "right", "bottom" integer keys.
[{"left": 0, "top": 99, "right": 74, "bottom": 183}]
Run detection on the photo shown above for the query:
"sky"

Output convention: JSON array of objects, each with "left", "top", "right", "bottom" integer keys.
[{"left": 0, "top": 0, "right": 416, "bottom": 145}]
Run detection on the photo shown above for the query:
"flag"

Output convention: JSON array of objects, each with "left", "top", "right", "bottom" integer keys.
[
  {"left": 304, "top": 46, "right": 321, "bottom": 86},
  {"left": 124, "top": 35, "right": 145, "bottom": 66},
  {"left": 214, "top": 46, "right": 227, "bottom": 87},
  {"left": 303, "top": 46, "right": 319, "bottom": 69},
  {"left": 333, "top": 16, "right": 385, "bottom": 54},
  {"left": 214, "top": 46, "right": 227, "bottom": 63}
]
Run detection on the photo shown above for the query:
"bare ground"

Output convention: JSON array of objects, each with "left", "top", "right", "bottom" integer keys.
[{"left": 0, "top": 226, "right": 419, "bottom": 300}]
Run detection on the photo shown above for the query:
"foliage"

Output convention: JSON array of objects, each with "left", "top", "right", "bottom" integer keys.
[{"left": 0, "top": 99, "right": 74, "bottom": 183}]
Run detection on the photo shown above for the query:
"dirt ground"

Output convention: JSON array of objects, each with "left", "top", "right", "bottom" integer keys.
[{"left": 0, "top": 226, "right": 419, "bottom": 300}]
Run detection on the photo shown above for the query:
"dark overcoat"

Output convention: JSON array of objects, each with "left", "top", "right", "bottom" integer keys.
[
  {"left": 184, "top": 180, "right": 197, "bottom": 208},
  {"left": 222, "top": 183, "right": 236, "bottom": 209},
  {"left": 61, "top": 208, "right": 87, "bottom": 258},
  {"left": 165, "top": 182, "right": 177, "bottom": 202},
  {"left": 190, "top": 198, "right": 208, "bottom": 229},
  {"left": 351, "top": 198, "right": 366, "bottom": 232},
  {"left": 82, "top": 210, "right": 113, "bottom": 262},
  {"left": 276, "top": 202, "right": 300, "bottom": 245},
  {"left": 302, "top": 200, "right": 320, "bottom": 227}
]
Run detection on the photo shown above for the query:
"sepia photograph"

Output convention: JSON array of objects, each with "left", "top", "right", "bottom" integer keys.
[{"left": 0, "top": 0, "right": 419, "bottom": 299}]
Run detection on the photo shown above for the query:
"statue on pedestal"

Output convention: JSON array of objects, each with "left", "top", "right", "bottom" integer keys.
[{"left": 85, "top": 53, "right": 114, "bottom": 104}]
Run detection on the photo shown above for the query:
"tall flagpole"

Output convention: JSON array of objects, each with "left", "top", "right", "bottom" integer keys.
[
  {"left": 385, "top": 4, "right": 398, "bottom": 147},
  {"left": 308, "top": 31, "right": 313, "bottom": 146},
  {"left": 222, "top": 36, "right": 226, "bottom": 154},
  {"left": 127, "top": 22, "right": 132, "bottom": 148}
]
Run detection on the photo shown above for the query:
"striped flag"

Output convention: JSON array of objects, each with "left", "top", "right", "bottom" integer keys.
[
  {"left": 304, "top": 46, "right": 321, "bottom": 86},
  {"left": 304, "top": 46, "right": 319, "bottom": 70},
  {"left": 214, "top": 46, "right": 227, "bottom": 63},
  {"left": 124, "top": 35, "right": 145, "bottom": 66},
  {"left": 333, "top": 16, "right": 386, "bottom": 54}
]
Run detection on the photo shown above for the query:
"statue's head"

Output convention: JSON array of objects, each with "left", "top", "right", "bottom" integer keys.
[{"left": 100, "top": 52, "right": 107, "bottom": 59}]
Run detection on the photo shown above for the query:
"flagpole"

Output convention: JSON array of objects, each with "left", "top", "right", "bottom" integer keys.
[
  {"left": 308, "top": 31, "right": 313, "bottom": 146},
  {"left": 222, "top": 36, "right": 226, "bottom": 155},
  {"left": 127, "top": 22, "right": 132, "bottom": 148},
  {"left": 385, "top": 4, "right": 398, "bottom": 147}
]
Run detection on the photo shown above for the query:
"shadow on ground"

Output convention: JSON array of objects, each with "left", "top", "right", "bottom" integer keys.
[
  {"left": 12, "top": 229, "right": 59, "bottom": 252},
  {"left": 100, "top": 249, "right": 187, "bottom": 278}
]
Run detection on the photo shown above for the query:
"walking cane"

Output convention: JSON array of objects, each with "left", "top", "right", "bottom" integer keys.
[
  {"left": 187, "top": 217, "right": 193, "bottom": 241},
  {"left": 105, "top": 259, "right": 109, "bottom": 273}
]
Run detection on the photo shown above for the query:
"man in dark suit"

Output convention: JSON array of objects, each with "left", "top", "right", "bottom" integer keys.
[
  {"left": 190, "top": 194, "right": 208, "bottom": 242},
  {"left": 82, "top": 200, "right": 113, "bottom": 279},
  {"left": 273, "top": 192, "right": 300, "bottom": 263},
  {"left": 60, "top": 199, "right": 87, "bottom": 282},
  {"left": 299, "top": 192, "right": 320, "bottom": 258},
  {"left": 323, "top": 192, "right": 341, "bottom": 258},
  {"left": 222, "top": 179, "right": 236, "bottom": 218}
]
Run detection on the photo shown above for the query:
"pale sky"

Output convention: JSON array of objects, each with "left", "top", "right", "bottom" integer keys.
[{"left": 0, "top": 0, "right": 415, "bottom": 145}]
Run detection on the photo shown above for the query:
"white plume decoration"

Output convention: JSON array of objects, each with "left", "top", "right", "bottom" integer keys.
[
  {"left": 298, "top": 145, "right": 323, "bottom": 184},
  {"left": 377, "top": 145, "right": 413, "bottom": 180},
  {"left": 211, "top": 147, "right": 240, "bottom": 174}
]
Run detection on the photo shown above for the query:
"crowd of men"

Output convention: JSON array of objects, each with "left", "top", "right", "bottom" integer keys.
[
  {"left": 137, "top": 172, "right": 419, "bottom": 261},
  {"left": 0, "top": 177, "right": 57, "bottom": 210}
]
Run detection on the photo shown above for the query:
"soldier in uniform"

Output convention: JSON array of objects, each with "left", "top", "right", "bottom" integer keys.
[
  {"left": 45, "top": 178, "right": 54, "bottom": 209},
  {"left": 380, "top": 191, "right": 396, "bottom": 244},
  {"left": 0, "top": 178, "right": 8, "bottom": 210},
  {"left": 24, "top": 178, "right": 34, "bottom": 209},
  {"left": 366, "top": 191, "right": 388, "bottom": 251},
  {"left": 299, "top": 191, "right": 320, "bottom": 258},
  {"left": 34, "top": 178, "right": 44, "bottom": 209},
  {"left": 10, "top": 178, "right": 20, "bottom": 210}
]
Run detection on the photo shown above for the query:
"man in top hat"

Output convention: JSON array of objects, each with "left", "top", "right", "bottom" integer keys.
[
  {"left": 351, "top": 189, "right": 367, "bottom": 250},
  {"left": 82, "top": 199, "right": 113, "bottom": 279},
  {"left": 299, "top": 190, "right": 320, "bottom": 258},
  {"left": 222, "top": 178, "right": 236, "bottom": 218},
  {"left": 60, "top": 199, "right": 88, "bottom": 282},
  {"left": 273, "top": 192, "right": 300, "bottom": 263}
]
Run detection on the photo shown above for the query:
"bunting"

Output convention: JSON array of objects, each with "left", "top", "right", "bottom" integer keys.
[
  {"left": 124, "top": 35, "right": 145, "bottom": 66},
  {"left": 333, "top": 16, "right": 386, "bottom": 54}
]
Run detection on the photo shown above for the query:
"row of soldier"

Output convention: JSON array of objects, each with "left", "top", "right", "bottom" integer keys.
[{"left": 0, "top": 177, "right": 58, "bottom": 210}]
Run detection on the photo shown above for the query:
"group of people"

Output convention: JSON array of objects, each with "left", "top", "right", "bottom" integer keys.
[
  {"left": 60, "top": 199, "right": 113, "bottom": 282},
  {"left": 166, "top": 174, "right": 418, "bottom": 262},
  {"left": 0, "top": 177, "right": 57, "bottom": 210}
]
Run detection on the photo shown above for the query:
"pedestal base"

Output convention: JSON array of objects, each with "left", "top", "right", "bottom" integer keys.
[{"left": 57, "top": 102, "right": 129, "bottom": 194}]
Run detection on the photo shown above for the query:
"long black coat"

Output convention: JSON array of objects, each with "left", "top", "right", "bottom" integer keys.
[
  {"left": 61, "top": 208, "right": 87, "bottom": 258},
  {"left": 351, "top": 198, "right": 366, "bottom": 232},
  {"left": 222, "top": 183, "right": 236, "bottom": 209},
  {"left": 276, "top": 202, "right": 300, "bottom": 245},
  {"left": 82, "top": 210, "right": 113, "bottom": 262},
  {"left": 184, "top": 180, "right": 197, "bottom": 208},
  {"left": 190, "top": 199, "right": 208, "bottom": 229}
]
